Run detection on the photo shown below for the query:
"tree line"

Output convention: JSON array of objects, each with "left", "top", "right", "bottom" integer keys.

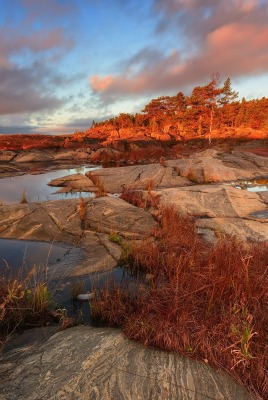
[{"left": 91, "top": 76, "right": 268, "bottom": 140}]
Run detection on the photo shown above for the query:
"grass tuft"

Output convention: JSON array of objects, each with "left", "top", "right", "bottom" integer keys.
[{"left": 20, "top": 190, "right": 28, "bottom": 204}]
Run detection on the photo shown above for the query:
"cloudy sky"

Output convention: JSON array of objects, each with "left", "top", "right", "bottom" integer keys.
[{"left": 0, "top": 0, "right": 268, "bottom": 135}]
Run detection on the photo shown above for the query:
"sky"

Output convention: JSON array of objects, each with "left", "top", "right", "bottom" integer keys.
[{"left": 0, "top": 0, "right": 268, "bottom": 135}]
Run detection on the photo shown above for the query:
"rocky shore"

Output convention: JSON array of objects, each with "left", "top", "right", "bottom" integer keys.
[{"left": 0, "top": 143, "right": 267, "bottom": 399}]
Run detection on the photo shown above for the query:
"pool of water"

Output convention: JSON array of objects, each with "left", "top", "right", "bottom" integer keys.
[
  {"left": 229, "top": 178, "right": 268, "bottom": 192},
  {"left": 0, "top": 238, "right": 133, "bottom": 324},
  {"left": 0, "top": 164, "right": 100, "bottom": 203},
  {"left": 0, "top": 238, "right": 85, "bottom": 280}
]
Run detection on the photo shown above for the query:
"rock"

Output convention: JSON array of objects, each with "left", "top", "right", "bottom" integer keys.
[
  {"left": 14, "top": 151, "right": 53, "bottom": 163},
  {"left": 48, "top": 173, "right": 97, "bottom": 192},
  {"left": 77, "top": 293, "right": 95, "bottom": 300},
  {"left": 158, "top": 185, "right": 268, "bottom": 241},
  {"left": 86, "top": 163, "right": 191, "bottom": 193},
  {"left": 0, "top": 326, "right": 251, "bottom": 400},
  {"left": 174, "top": 149, "right": 268, "bottom": 184},
  {"left": 53, "top": 149, "right": 92, "bottom": 160},
  {"left": 0, "top": 197, "right": 155, "bottom": 274},
  {"left": 0, "top": 150, "right": 17, "bottom": 162},
  {"left": 86, "top": 196, "right": 157, "bottom": 239}
]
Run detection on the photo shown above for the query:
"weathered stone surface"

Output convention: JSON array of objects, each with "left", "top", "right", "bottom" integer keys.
[
  {"left": 158, "top": 185, "right": 268, "bottom": 241},
  {"left": 14, "top": 151, "right": 53, "bottom": 163},
  {"left": 86, "top": 196, "right": 157, "bottom": 239},
  {"left": 48, "top": 173, "right": 97, "bottom": 192},
  {"left": 0, "top": 197, "right": 155, "bottom": 273},
  {"left": 87, "top": 163, "right": 191, "bottom": 193},
  {"left": 53, "top": 149, "right": 92, "bottom": 160},
  {"left": 0, "top": 200, "right": 121, "bottom": 276},
  {"left": 171, "top": 149, "right": 268, "bottom": 184},
  {"left": 0, "top": 150, "right": 17, "bottom": 162},
  {"left": 0, "top": 326, "right": 251, "bottom": 400}
]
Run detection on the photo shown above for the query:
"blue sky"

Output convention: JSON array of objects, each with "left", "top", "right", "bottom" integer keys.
[{"left": 0, "top": 0, "right": 268, "bottom": 134}]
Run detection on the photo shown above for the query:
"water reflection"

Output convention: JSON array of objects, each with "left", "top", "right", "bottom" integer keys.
[
  {"left": 0, "top": 237, "right": 132, "bottom": 323},
  {"left": 0, "top": 165, "right": 100, "bottom": 203},
  {"left": 229, "top": 178, "right": 268, "bottom": 192},
  {"left": 0, "top": 239, "right": 84, "bottom": 279}
]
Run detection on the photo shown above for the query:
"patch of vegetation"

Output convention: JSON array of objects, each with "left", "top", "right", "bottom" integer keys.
[
  {"left": 108, "top": 232, "right": 121, "bottom": 244},
  {"left": 0, "top": 268, "right": 52, "bottom": 349},
  {"left": 92, "top": 207, "right": 268, "bottom": 399}
]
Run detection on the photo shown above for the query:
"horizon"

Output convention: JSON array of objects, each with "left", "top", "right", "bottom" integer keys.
[{"left": 1, "top": 0, "right": 268, "bottom": 135}]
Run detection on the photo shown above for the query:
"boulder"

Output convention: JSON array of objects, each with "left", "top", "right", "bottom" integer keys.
[{"left": 48, "top": 173, "right": 97, "bottom": 192}]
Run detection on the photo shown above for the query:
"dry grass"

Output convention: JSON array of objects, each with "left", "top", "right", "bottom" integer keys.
[
  {"left": 20, "top": 190, "right": 28, "bottom": 204},
  {"left": 120, "top": 187, "right": 160, "bottom": 210},
  {"left": 92, "top": 207, "right": 268, "bottom": 399},
  {"left": 78, "top": 198, "right": 87, "bottom": 229},
  {"left": 0, "top": 268, "right": 52, "bottom": 348},
  {"left": 87, "top": 173, "right": 107, "bottom": 197}
]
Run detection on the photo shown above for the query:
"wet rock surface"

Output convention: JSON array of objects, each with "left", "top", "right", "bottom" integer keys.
[{"left": 0, "top": 326, "right": 251, "bottom": 400}]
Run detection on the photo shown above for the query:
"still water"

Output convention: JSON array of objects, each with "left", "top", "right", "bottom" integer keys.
[
  {"left": 0, "top": 238, "right": 131, "bottom": 322},
  {"left": 230, "top": 178, "right": 268, "bottom": 192},
  {"left": 0, "top": 164, "right": 100, "bottom": 203}
]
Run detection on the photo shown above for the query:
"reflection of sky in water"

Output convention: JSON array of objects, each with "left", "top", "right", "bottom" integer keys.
[
  {"left": 0, "top": 237, "right": 133, "bottom": 322},
  {"left": 0, "top": 165, "right": 100, "bottom": 203},
  {"left": 0, "top": 239, "right": 81, "bottom": 278},
  {"left": 246, "top": 185, "right": 268, "bottom": 192},
  {"left": 229, "top": 178, "right": 268, "bottom": 193}
]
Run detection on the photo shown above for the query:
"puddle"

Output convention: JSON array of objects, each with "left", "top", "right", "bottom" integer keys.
[
  {"left": 0, "top": 164, "right": 101, "bottom": 203},
  {"left": 0, "top": 238, "right": 133, "bottom": 324},
  {"left": 0, "top": 238, "right": 85, "bottom": 280},
  {"left": 229, "top": 178, "right": 268, "bottom": 192}
]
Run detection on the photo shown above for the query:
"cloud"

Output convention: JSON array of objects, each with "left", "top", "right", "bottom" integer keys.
[
  {"left": 0, "top": 1, "right": 75, "bottom": 116},
  {"left": 0, "top": 125, "right": 38, "bottom": 134},
  {"left": 90, "top": 0, "right": 268, "bottom": 102}
]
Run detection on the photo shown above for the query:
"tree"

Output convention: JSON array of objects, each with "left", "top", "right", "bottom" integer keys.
[{"left": 219, "top": 77, "right": 238, "bottom": 105}]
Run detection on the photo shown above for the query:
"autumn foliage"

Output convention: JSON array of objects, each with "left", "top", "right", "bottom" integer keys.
[{"left": 89, "top": 76, "right": 268, "bottom": 141}]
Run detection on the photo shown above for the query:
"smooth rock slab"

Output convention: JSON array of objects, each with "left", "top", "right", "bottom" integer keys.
[
  {"left": 86, "top": 196, "right": 157, "bottom": 239},
  {"left": 158, "top": 185, "right": 268, "bottom": 241},
  {"left": 0, "top": 326, "right": 251, "bottom": 400},
  {"left": 172, "top": 149, "right": 268, "bottom": 184},
  {"left": 48, "top": 173, "right": 97, "bottom": 192},
  {"left": 86, "top": 163, "right": 190, "bottom": 193}
]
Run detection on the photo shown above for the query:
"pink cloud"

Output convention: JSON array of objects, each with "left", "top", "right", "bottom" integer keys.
[
  {"left": 90, "top": 22, "right": 268, "bottom": 102},
  {"left": 91, "top": 75, "right": 114, "bottom": 91}
]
